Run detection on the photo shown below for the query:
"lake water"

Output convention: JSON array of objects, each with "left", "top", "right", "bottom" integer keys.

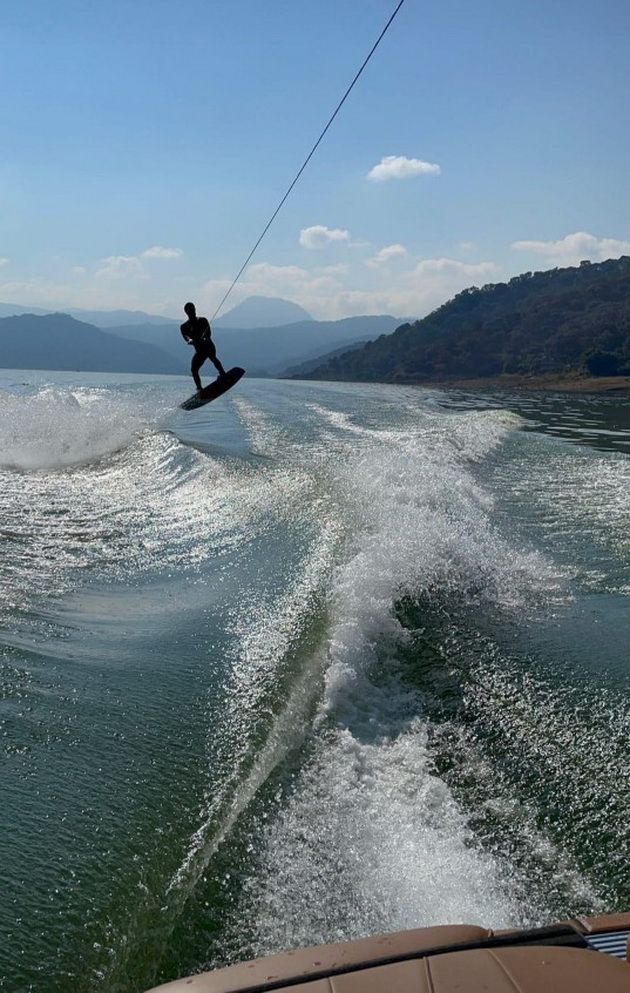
[{"left": 1, "top": 370, "right": 629, "bottom": 992}]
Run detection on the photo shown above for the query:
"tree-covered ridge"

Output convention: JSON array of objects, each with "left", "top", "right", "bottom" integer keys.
[{"left": 303, "top": 257, "right": 630, "bottom": 383}]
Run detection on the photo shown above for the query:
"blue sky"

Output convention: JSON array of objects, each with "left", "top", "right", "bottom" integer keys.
[{"left": 1, "top": 0, "right": 629, "bottom": 321}]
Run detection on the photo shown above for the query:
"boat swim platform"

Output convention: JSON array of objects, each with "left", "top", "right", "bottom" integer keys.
[{"left": 145, "top": 910, "right": 630, "bottom": 993}]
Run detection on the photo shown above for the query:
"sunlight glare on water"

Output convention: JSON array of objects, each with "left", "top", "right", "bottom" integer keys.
[{"left": 1, "top": 372, "right": 630, "bottom": 992}]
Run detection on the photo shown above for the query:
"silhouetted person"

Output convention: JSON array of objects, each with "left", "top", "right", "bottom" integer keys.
[{"left": 180, "top": 302, "right": 226, "bottom": 391}]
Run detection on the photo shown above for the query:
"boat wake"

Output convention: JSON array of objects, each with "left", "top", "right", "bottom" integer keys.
[
  {"left": 164, "top": 403, "right": 571, "bottom": 969},
  {"left": 0, "top": 386, "right": 157, "bottom": 471}
]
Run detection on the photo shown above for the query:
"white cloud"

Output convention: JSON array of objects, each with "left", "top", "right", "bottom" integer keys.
[
  {"left": 200, "top": 255, "right": 498, "bottom": 322},
  {"left": 0, "top": 242, "right": 501, "bottom": 324},
  {"left": 378, "top": 258, "right": 497, "bottom": 317},
  {"left": 511, "top": 231, "right": 630, "bottom": 267},
  {"left": 367, "top": 155, "right": 441, "bottom": 182},
  {"left": 0, "top": 257, "right": 9, "bottom": 267},
  {"left": 247, "top": 262, "right": 311, "bottom": 285},
  {"left": 366, "top": 244, "right": 408, "bottom": 268},
  {"left": 0, "top": 279, "right": 92, "bottom": 307},
  {"left": 141, "top": 246, "right": 183, "bottom": 260},
  {"left": 321, "top": 289, "right": 404, "bottom": 319},
  {"left": 0, "top": 277, "right": 153, "bottom": 312},
  {"left": 96, "top": 255, "right": 147, "bottom": 280},
  {"left": 199, "top": 262, "right": 345, "bottom": 314},
  {"left": 315, "top": 264, "right": 350, "bottom": 276},
  {"left": 299, "top": 225, "right": 351, "bottom": 249},
  {"left": 244, "top": 262, "right": 345, "bottom": 296},
  {"left": 408, "top": 258, "right": 496, "bottom": 280},
  {"left": 0, "top": 271, "right": 184, "bottom": 316}
]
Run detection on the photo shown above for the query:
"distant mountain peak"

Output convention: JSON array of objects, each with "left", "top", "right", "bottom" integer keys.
[{"left": 215, "top": 296, "right": 312, "bottom": 329}]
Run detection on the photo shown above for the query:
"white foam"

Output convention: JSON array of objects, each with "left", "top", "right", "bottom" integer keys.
[
  {"left": 0, "top": 387, "right": 151, "bottom": 470},
  {"left": 166, "top": 522, "right": 340, "bottom": 898},
  {"left": 162, "top": 399, "right": 566, "bottom": 953},
  {"left": 237, "top": 721, "right": 518, "bottom": 955},
  {"left": 220, "top": 406, "right": 558, "bottom": 952}
]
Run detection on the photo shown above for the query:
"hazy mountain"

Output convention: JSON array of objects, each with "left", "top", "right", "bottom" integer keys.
[
  {"left": 0, "top": 302, "right": 51, "bottom": 318},
  {"left": 111, "top": 314, "right": 403, "bottom": 375},
  {"left": 0, "top": 310, "right": 404, "bottom": 378},
  {"left": 68, "top": 308, "right": 178, "bottom": 327},
  {"left": 0, "top": 313, "right": 185, "bottom": 374},
  {"left": 214, "top": 296, "right": 312, "bottom": 328},
  {"left": 0, "top": 297, "right": 310, "bottom": 328},
  {"left": 0, "top": 302, "right": 179, "bottom": 327},
  {"left": 281, "top": 338, "right": 373, "bottom": 378},
  {"left": 220, "top": 316, "right": 404, "bottom": 375},
  {"left": 302, "top": 258, "right": 630, "bottom": 384},
  {"left": 105, "top": 323, "right": 184, "bottom": 360}
]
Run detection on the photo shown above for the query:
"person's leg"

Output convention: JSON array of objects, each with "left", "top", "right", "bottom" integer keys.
[
  {"left": 191, "top": 351, "right": 205, "bottom": 391},
  {"left": 207, "top": 342, "right": 226, "bottom": 377}
]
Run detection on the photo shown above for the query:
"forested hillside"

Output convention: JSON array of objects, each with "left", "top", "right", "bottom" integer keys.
[{"left": 303, "top": 257, "right": 630, "bottom": 383}]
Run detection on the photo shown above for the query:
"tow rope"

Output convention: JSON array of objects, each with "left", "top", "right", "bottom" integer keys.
[{"left": 211, "top": 0, "right": 408, "bottom": 321}]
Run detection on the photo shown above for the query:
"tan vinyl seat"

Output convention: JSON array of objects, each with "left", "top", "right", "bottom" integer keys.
[
  {"left": 149, "top": 944, "right": 630, "bottom": 993},
  {"left": 335, "top": 945, "right": 630, "bottom": 993},
  {"left": 146, "top": 925, "right": 491, "bottom": 992}
]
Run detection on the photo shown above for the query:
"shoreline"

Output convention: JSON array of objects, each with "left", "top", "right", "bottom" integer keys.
[{"left": 418, "top": 374, "right": 630, "bottom": 394}]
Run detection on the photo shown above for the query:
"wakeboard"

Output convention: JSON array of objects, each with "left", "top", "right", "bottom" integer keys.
[{"left": 180, "top": 367, "right": 245, "bottom": 410}]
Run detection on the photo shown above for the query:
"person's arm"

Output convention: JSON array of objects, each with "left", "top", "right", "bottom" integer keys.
[{"left": 180, "top": 322, "right": 194, "bottom": 344}]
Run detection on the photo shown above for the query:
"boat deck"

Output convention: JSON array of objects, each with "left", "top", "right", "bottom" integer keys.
[{"left": 145, "top": 911, "right": 630, "bottom": 992}]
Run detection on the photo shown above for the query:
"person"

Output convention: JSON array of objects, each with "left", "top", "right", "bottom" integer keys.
[{"left": 180, "top": 301, "right": 226, "bottom": 391}]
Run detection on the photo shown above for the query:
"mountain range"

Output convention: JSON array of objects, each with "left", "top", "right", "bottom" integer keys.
[
  {"left": 0, "top": 298, "right": 404, "bottom": 377},
  {"left": 0, "top": 295, "right": 311, "bottom": 329},
  {"left": 6, "top": 264, "right": 630, "bottom": 385},
  {"left": 0, "top": 313, "right": 177, "bottom": 374},
  {"left": 109, "top": 315, "right": 403, "bottom": 376},
  {"left": 0, "top": 302, "right": 178, "bottom": 326}
]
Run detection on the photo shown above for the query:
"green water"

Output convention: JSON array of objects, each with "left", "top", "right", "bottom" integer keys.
[{"left": 1, "top": 373, "right": 629, "bottom": 992}]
